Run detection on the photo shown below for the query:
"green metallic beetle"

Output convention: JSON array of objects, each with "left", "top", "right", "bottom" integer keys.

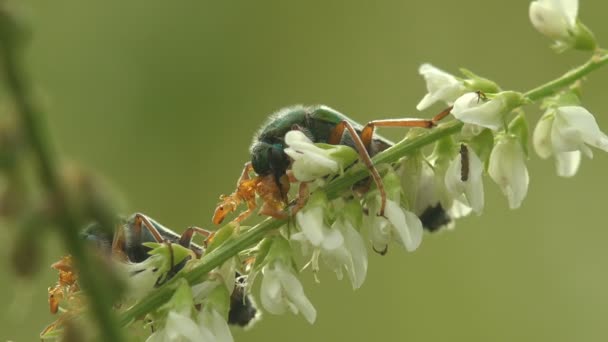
[{"left": 213, "top": 104, "right": 451, "bottom": 231}]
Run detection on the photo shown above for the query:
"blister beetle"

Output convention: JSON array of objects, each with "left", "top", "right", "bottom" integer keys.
[{"left": 213, "top": 104, "right": 451, "bottom": 231}]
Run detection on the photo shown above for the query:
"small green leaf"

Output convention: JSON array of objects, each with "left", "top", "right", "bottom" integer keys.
[
  {"left": 205, "top": 223, "right": 237, "bottom": 254},
  {"left": 460, "top": 68, "right": 501, "bottom": 93}
]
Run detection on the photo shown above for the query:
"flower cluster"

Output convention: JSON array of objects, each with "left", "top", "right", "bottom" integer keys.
[{"left": 39, "top": 0, "right": 608, "bottom": 341}]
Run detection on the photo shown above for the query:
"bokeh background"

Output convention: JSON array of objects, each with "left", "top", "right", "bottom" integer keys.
[{"left": 2, "top": 0, "right": 608, "bottom": 341}]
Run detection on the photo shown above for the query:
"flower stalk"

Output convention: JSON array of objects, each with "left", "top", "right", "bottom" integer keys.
[{"left": 117, "top": 49, "right": 608, "bottom": 327}]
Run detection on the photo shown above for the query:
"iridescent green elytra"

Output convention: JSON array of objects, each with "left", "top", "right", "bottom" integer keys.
[
  {"left": 245, "top": 104, "right": 451, "bottom": 231},
  {"left": 250, "top": 105, "right": 393, "bottom": 182}
]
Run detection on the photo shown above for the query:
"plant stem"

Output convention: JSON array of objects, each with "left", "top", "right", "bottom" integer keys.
[
  {"left": 0, "top": 8, "right": 125, "bottom": 342},
  {"left": 524, "top": 52, "right": 608, "bottom": 101},
  {"left": 119, "top": 53, "right": 608, "bottom": 326}
]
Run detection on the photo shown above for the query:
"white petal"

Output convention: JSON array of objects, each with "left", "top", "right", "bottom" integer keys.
[
  {"left": 260, "top": 267, "right": 286, "bottom": 315},
  {"left": 529, "top": 1, "right": 572, "bottom": 40},
  {"left": 416, "top": 64, "right": 464, "bottom": 111},
  {"left": 451, "top": 93, "right": 505, "bottom": 131},
  {"left": 413, "top": 162, "right": 439, "bottom": 215},
  {"left": 321, "top": 227, "right": 344, "bottom": 251},
  {"left": 284, "top": 129, "right": 313, "bottom": 146},
  {"left": 340, "top": 220, "right": 368, "bottom": 289},
  {"left": 384, "top": 200, "right": 422, "bottom": 252},
  {"left": 295, "top": 206, "right": 344, "bottom": 250},
  {"left": 555, "top": 150, "right": 581, "bottom": 177},
  {"left": 464, "top": 149, "right": 485, "bottom": 213},
  {"left": 448, "top": 199, "right": 473, "bottom": 219},
  {"left": 202, "top": 310, "right": 234, "bottom": 342},
  {"left": 488, "top": 138, "right": 529, "bottom": 209},
  {"left": 445, "top": 146, "right": 485, "bottom": 214},
  {"left": 533, "top": 112, "right": 555, "bottom": 159},
  {"left": 196, "top": 325, "right": 218, "bottom": 342},
  {"left": 165, "top": 311, "right": 201, "bottom": 342},
  {"left": 296, "top": 207, "right": 325, "bottom": 246},
  {"left": 552, "top": 0, "right": 578, "bottom": 27},
  {"left": 284, "top": 130, "right": 340, "bottom": 182},
  {"left": 369, "top": 215, "right": 391, "bottom": 253},
  {"left": 557, "top": 106, "right": 608, "bottom": 152},
  {"left": 276, "top": 263, "right": 317, "bottom": 324},
  {"left": 445, "top": 152, "right": 466, "bottom": 198},
  {"left": 403, "top": 211, "right": 424, "bottom": 251}
]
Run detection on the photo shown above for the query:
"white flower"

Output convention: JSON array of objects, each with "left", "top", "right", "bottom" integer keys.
[
  {"left": 399, "top": 155, "right": 453, "bottom": 231},
  {"left": 529, "top": 0, "right": 578, "bottom": 42},
  {"left": 533, "top": 106, "right": 608, "bottom": 177},
  {"left": 146, "top": 280, "right": 234, "bottom": 342},
  {"left": 284, "top": 130, "right": 356, "bottom": 182},
  {"left": 147, "top": 311, "right": 202, "bottom": 342},
  {"left": 196, "top": 308, "right": 234, "bottom": 342},
  {"left": 488, "top": 136, "right": 529, "bottom": 209},
  {"left": 260, "top": 260, "right": 316, "bottom": 324},
  {"left": 416, "top": 64, "right": 466, "bottom": 111},
  {"left": 292, "top": 199, "right": 368, "bottom": 289},
  {"left": 552, "top": 106, "right": 608, "bottom": 154},
  {"left": 451, "top": 92, "right": 505, "bottom": 131},
  {"left": 369, "top": 199, "right": 423, "bottom": 253},
  {"left": 323, "top": 219, "right": 368, "bottom": 289},
  {"left": 147, "top": 309, "right": 233, "bottom": 342},
  {"left": 293, "top": 205, "right": 343, "bottom": 251},
  {"left": 444, "top": 145, "right": 485, "bottom": 214},
  {"left": 529, "top": 0, "right": 596, "bottom": 50},
  {"left": 367, "top": 170, "right": 424, "bottom": 253}
]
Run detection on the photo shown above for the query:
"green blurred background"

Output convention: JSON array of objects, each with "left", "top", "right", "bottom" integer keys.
[{"left": 2, "top": 0, "right": 608, "bottom": 341}]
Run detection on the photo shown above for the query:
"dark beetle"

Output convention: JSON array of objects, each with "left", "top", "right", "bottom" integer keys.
[
  {"left": 214, "top": 104, "right": 452, "bottom": 231},
  {"left": 81, "top": 212, "right": 257, "bottom": 327}
]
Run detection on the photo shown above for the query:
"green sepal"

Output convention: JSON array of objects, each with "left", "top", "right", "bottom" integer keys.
[
  {"left": 429, "top": 135, "right": 457, "bottom": 208},
  {"left": 266, "top": 235, "right": 295, "bottom": 270},
  {"left": 204, "top": 284, "right": 231, "bottom": 319},
  {"left": 508, "top": 112, "right": 529, "bottom": 156},
  {"left": 572, "top": 20, "right": 597, "bottom": 51},
  {"left": 307, "top": 190, "right": 329, "bottom": 208},
  {"left": 541, "top": 91, "right": 581, "bottom": 110},
  {"left": 342, "top": 200, "right": 363, "bottom": 231},
  {"left": 399, "top": 152, "right": 423, "bottom": 210},
  {"left": 431, "top": 135, "right": 457, "bottom": 158},
  {"left": 498, "top": 91, "right": 527, "bottom": 111},
  {"left": 468, "top": 128, "right": 495, "bottom": 169},
  {"left": 382, "top": 167, "right": 401, "bottom": 202},
  {"left": 156, "top": 278, "right": 194, "bottom": 317},
  {"left": 251, "top": 237, "right": 274, "bottom": 273},
  {"left": 315, "top": 143, "right": 358, "bottom": 172},
  {"left": 555, "top": 92, "right": 580, "bottom": 107},
  {"left": 460, "top": 68, "right": 501, "bottom": 93},
  {"left": 205, "top": 222, "right": 237, "bottom": 254},
  {"left": 143, "top": 242, "right": 192, "bottom": 275}
]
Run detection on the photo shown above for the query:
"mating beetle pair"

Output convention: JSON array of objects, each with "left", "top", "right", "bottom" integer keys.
[{"left": 213, "top": 104, "right": 452, "bottom": 232}]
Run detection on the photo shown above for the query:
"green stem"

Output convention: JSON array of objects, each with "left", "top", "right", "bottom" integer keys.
[
  {"left": 0, "top": 9, "right": 125, "bottom": 342},
  {"left": 121, "top": 52, "right": 608, "bottom": 327},
  {"left": 524, "top": 52, "right": 608, "bottom": 101},
  {"left": 119, "top": 218, "right": 285, "bottom": 326}
]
